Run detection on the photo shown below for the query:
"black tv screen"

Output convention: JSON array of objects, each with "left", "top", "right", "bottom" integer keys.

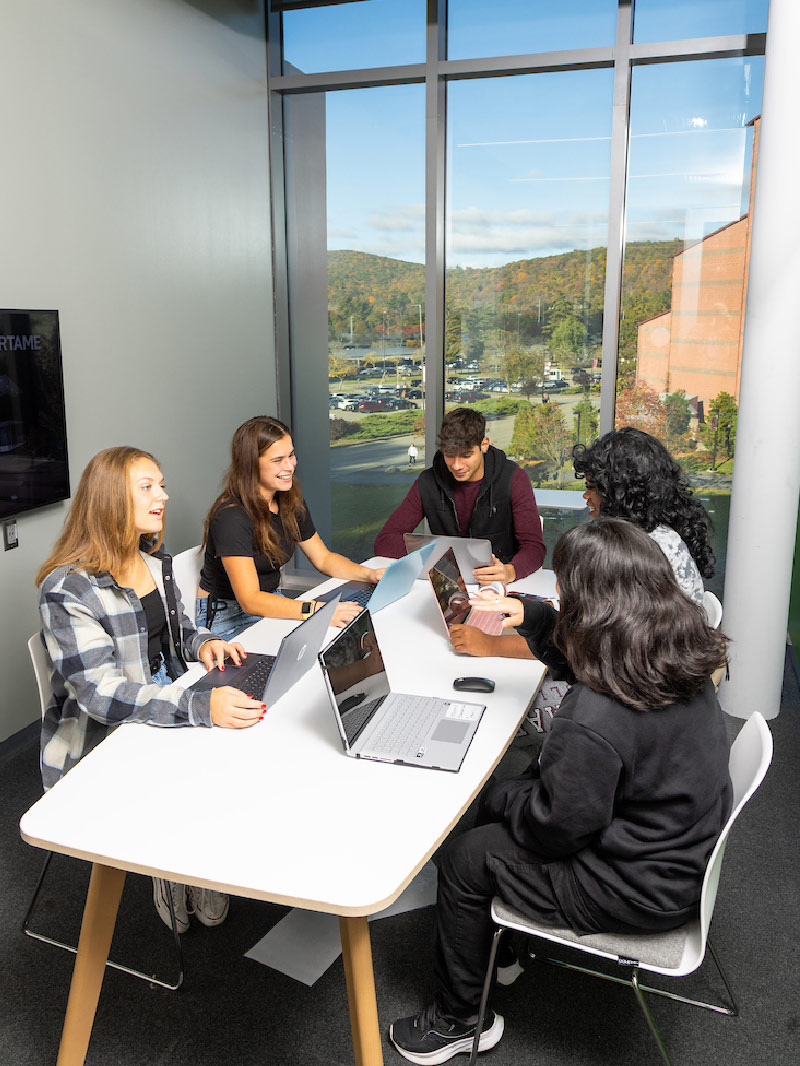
[{"left": 0, "top": 309, "right": 70, "bottom": 520}]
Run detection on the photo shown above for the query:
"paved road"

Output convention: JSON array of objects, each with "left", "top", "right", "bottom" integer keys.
[{"left": 329, "top": 393, "right": 589, "bottom": 484}]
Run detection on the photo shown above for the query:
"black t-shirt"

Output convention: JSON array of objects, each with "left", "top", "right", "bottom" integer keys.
[
  {"left": 200, "top": 501, "right": 316, "bottom": 600},
  {"left": 140, "top": 587, "right": 167, "bottom": 665}
]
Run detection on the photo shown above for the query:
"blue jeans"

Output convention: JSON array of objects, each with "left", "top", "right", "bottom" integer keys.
[
  {"left": 151, "top": 660, "right": 170, "bottom": 685},
  {"left": 195, "top": 595, "right": 270, "bottom": 642}
]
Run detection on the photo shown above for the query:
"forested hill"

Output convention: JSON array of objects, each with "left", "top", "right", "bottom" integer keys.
[{"left": 328, "top": 240, "right": 682, "bottom": 335}]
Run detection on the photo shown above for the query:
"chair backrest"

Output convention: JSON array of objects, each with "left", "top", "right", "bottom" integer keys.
[
  {"left": 699, "top": 713, "right": 772, "bottom": 943},
  {"left": 703, "top": 590, "right": 723, "bottom": 629},
  {"left": 27, "top": 634, "right": 51, "bottom": 721},
  {"left": 171, "top": 545, "right": 203, "bottom": 610}
]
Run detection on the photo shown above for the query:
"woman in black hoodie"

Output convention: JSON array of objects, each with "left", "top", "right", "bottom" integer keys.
[{"left": 390, "top": 518, "right": 731, "bottom": 1065}]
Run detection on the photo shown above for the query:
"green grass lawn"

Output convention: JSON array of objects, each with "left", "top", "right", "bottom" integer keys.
[{"left": 330, "top": 482, "right": 417, "bottom": 561}]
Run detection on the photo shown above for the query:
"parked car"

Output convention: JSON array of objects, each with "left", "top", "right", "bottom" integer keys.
[{"left": 543, "top": 379, "right": 568, "bottom": 391}]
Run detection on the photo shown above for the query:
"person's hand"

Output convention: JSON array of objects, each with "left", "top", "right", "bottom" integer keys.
[
  {"left": 331, "top": 600, "right": 364, "bottom": 628},
  {"left": 468, "top": 589, "right": 524, "bottom": 629},
  {"left": 209, "top": 687, "right": 264, "bottom": 728},
  {"left": 364, "top": 566, "right": 386, "bottom": 584},
  {"left": 448, "top": 624, "right": 498, "bottom": 657},
  {"left": 198, "top": 639, "right": 246, "bottom": 672},
  {"left": 473, "top": 554, "right": 514, "bottom": 586}
]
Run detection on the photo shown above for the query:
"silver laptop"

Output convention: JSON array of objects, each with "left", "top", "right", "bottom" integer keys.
[
  {"left": 318, "top": 609, "right": 485, "bottom": 772},
  {"left": 314, "top": 542, "right": 438, "bottom": 613},
  {"left": 428, "top": 548, "right": 505, "bottom": 637},
  {"left": 192, "top": 596, "right": 340, "bottom": 703},
  {"left": 403, "top": 533, "right": 492, "bottom": 585}
]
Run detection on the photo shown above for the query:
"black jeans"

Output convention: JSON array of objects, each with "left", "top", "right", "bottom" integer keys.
[{"left": 432, "top": 822, "right": 568, "bottom": 1023}]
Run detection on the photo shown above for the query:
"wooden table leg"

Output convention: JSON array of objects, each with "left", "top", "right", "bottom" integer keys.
[
  {"left": 56, "top": 862, "right": 126, "bottom": 1066},
  {"left": 339, "top": 916, "right": 383, "bottom": 1066}
]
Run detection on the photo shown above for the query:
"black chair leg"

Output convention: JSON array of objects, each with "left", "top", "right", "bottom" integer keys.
[
  {"left": 22, "top": 851, "right": 184, "bottom": 990},
  {"left": 469, "top": 926, "right": 504, "bottom": 1066}
]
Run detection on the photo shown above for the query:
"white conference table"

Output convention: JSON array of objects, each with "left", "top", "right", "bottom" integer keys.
[{"left": 20, "top": 562, "right": 556, "bottom": 1066}]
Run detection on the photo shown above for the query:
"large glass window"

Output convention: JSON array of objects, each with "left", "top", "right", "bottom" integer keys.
[
  {"left": 446, "top": 70, "right": 613, "bottom": 560},
  {"left": 617, "top": 56, "right": 764, "bottom": 596},
  {"left": 633, "top": 0, "right": 770, "bottom": 43},
  {"left": 324, "top": 84, "right": 425, "bottom": 561},
  {"left": 274, "top": 1, "right": 769, "bottom": 590},
  {"left": 282, "top": 0, "right": 426, "bottom": 74},
  {"left": 447, "top": 0, "right": 618, "bottom": 59}
]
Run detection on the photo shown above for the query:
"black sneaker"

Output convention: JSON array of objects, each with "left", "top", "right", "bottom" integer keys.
[{"left": 389, "top": 1003, "right": 504, "bottom": 1064}]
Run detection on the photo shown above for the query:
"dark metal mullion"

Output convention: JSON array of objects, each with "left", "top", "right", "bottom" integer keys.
[
  {"left": 267, "top": 11, "right": 293, "bottom": 424},
  {"left": 598, "top": 0, "right": 633, "bottom": 434},
  {"left": 424, "top": 0, "right": 447, "bottom": 476},
  {"left": 629, "top": 32, "right": 766, "bottom": 64}
]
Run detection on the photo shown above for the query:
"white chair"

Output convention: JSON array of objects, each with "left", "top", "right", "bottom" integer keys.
[
  {"left": 469, "top": 712, "right": 773, "bottom": 1066},
  {"left": 22, "top": 635, "right": 184, "bottom": 990},
  {"left": 171, "top": 544, "right": 203, "bottom": 610},
  {"left": 703, "top": 590, "right": 723, "bottom": 629}
]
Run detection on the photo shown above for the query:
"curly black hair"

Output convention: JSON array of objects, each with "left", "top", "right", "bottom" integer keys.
[{"left": 572, "top": 427, "right": 715, "bottom": 579}]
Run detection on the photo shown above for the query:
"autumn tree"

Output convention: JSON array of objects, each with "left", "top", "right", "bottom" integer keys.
[
  {"left": 550, "top": 316, "right": 587, "bottom": 366},
  {"left": 328, "top": 353, "right": 351, "bottom": 381},
  {"left": 573, "top": 399, "right": 599, "bottom": 447},
  {"left": 699, "top": 392, "right": 738, "bottom": 464},
  {"left": 665, "top": 389, "right": 692, "bottom": 449},
  {"left": 614, "top": 383, "right": 667, "bottom": 437},
  {"left": 502, "top": 345, "right": 543, "bottom": 397},
  {"left": 511, "top": 402, "right": 571, "bottom": 471}
]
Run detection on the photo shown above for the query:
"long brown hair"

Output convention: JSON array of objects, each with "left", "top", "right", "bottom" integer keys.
[
  {"left": 552, "top": 518, "right": 727, "bottom": 712},
  {"left": 202, "top": 416, "right": 306, "bottom": 566},
  {"left": 35, "top": 447, "right": 162, "bottom": 587}
]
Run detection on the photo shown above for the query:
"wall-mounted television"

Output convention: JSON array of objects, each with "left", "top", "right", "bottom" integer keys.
[{"left": 0, "top": 309, "right": 70, "bottom": 520}]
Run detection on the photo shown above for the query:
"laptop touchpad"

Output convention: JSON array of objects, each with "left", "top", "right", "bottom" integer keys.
[{"left": 430, "top": 720, "right": 470, "bottom": 744}]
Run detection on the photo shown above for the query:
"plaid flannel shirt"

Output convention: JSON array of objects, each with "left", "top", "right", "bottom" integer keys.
[{"left": 38, "top": 547, "right": 214, "bottom": 791}]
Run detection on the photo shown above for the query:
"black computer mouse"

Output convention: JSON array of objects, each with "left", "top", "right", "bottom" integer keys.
[{"left": 453, "top": 676, "right": 495, "bottom": 694}]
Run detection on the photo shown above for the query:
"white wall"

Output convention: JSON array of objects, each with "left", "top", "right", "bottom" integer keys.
[{"left": 0, "top": 0, "right": 276, "bottom": 743}]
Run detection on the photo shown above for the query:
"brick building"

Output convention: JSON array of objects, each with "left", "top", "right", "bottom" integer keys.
[{"left": 635, "top": 117, "right": 759, "bottom": 407}]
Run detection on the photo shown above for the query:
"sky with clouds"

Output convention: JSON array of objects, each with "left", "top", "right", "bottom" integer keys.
[{"left": 284, "top": 1, "right": 768, "bottom": 270}]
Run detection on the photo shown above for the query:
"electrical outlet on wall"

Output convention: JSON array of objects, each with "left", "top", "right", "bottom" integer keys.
[{"left": 3, "top": 519, "right": 19, "bottom": 550}]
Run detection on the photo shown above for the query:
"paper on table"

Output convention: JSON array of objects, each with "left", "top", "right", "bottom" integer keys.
[{"left": 245, "top": 861, "right": 438, "bottom": 986}]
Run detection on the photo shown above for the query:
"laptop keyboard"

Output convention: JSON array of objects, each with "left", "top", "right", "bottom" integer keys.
[
  {"left": 229, "top": 654, "right": 276, "bottom": 695},
  {"left": 467, "top": 610, "right": 505, "bottom": 636},
  {"left": 342, "top": 586, "right": 374, "bottom": 607},
  {"left": 361, "top": 693, "right": 445, "bottom": 759}
]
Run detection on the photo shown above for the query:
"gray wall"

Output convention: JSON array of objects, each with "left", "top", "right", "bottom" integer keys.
[{"left": 0, "top": 0, "right": 276, "bottom": 744}]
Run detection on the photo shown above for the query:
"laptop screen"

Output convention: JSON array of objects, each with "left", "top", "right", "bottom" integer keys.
[
  {"left": 428, "top": 548, "right": 471, "bottom": 626},
  {"left": 319, "top": 611, "right": 391, "bottom": 747}
]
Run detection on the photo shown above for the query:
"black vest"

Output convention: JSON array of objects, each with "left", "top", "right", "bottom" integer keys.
[{"left": 417, "top": 447, "right": 520, "bottom": 563}]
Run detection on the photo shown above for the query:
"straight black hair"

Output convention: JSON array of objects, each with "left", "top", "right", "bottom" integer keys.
[{"left": 553, "top": 519, "right": 727, "bottom": 711}]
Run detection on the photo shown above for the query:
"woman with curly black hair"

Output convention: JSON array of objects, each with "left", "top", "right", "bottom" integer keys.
[{"left": 572, "top": 426, "right": 714, "bottom": 604}]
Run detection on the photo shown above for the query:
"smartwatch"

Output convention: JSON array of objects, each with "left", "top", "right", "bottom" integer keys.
[{"left": 301, "top": 600, "right": 314, "bottom": 616}]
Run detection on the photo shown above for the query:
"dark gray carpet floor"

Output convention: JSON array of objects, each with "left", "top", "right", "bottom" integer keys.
[{"left": 1, "top": 652, "right": 799, "bottom": 1066}]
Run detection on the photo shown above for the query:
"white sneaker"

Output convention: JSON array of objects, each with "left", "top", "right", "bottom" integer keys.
[
  {"left": 152, "top": 878, "right": 189, "bottom": 934},
  {"left": 188, "top": 886, "right": 230, "bottom": 927}
]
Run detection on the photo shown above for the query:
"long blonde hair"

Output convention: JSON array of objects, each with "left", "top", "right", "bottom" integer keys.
[{"left": 35, "top": 446, "right": 163, "bottom": 587}]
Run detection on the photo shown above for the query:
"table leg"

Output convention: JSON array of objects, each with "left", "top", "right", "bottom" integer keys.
[
  {"left": 339, "top": 916, "right": 383, "bottom": 1066},
  {"left": 56, "top": 862, "right": 126, "bottom": 1066}
]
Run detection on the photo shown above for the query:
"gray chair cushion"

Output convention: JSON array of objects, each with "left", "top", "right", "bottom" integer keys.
[{"left": 492, "top": 898, "right": 689, "bottom": 971}]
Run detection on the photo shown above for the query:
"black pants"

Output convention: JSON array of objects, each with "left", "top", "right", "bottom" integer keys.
[{"left": 432, "top": 822, "right": 568, "bottom": 1023}]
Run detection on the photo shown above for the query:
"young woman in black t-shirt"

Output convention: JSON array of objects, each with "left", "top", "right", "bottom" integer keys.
[{"left": 197, "top": 416, "right": 384, "bottom": 640}]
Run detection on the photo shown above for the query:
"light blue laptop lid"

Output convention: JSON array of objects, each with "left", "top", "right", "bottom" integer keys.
[{"left": 367, "top": 541, "right": 438, "bottom": 613}]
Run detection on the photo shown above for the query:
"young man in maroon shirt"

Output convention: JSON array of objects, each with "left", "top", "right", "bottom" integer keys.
[{"left": 374, "top": 408, "right": 544, "bottom": 659}]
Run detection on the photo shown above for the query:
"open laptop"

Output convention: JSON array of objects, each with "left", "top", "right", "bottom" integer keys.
[
  {"left": 191, "top": 595, "right": 340, "bottom": 703},
  {"left": 428, "top": 548, "right": 506, "bottom": 637},
  {"left": 403, "top": 532, "right": 492, "bottom": 585},
  {"left": 314, "top": 542, "right": 437, "bottom": 613},
  {"left": 317, "top": 609, "right": 485, "bottom": 771}
]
